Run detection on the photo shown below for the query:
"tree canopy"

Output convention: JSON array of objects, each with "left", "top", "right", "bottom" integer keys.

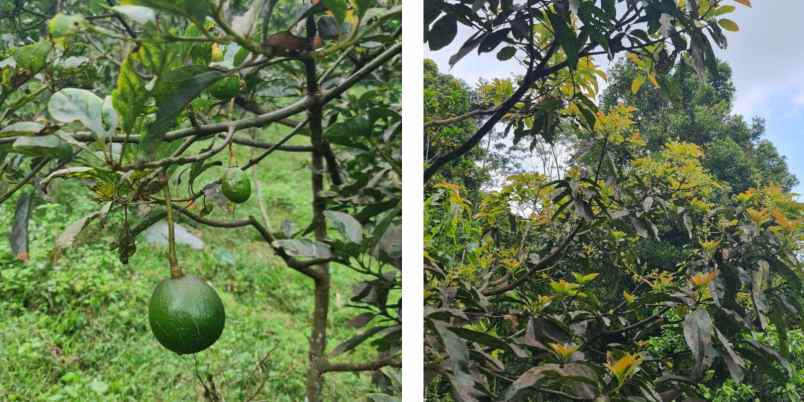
[
  {"left": 601, "top": 57, "right": 799, "bottom": 193},
  {"left": 424, "top": 1, "right": 804, "bottom": 401}
]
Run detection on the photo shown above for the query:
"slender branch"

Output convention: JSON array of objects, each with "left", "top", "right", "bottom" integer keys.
[
  {"left": 106, "top": 0, "right": 138, "bottom": 39},
  {"left": 0, "top": 159, "right": 48, "bottom": 204},
  {"left": 424, "top": 109, "right": 496, "bottom": 129},
  {"left": 483, "top": 223, "right": 583, "bottom": 296},
  {"left": 161, "top": 172, "right": 184, "bottom": 278},
  {"left": 602, "top": 306, "right": 671, "bottom": 335},
  {"left": 0, "top": 43, "right": 400, "bottom": 148},
  {"left": 173, "top": 206, "right": 323, "bottom": 279},
  {"left": 321, "top": 43, "right": 401, "bottom": 106},
  {"left": 321, "top": 355, "right": 401, "bottom": 373},
  {"left": 114, "top": 124, "right": 237, "bottom": 172},
  {"left": 231, "top": 136, "right": 312, "bottom": 152},
  {"left": 241, "top": 118, "right": 310, "bottom": 171},
  {"left": 424, "top": 40, "right": 561, "bottom": 183}
]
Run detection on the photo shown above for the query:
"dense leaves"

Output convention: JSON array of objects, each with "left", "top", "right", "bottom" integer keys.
[
  {"left": 424, "top": 3, "right": 803, "bottom": 395},
  {"left": 1, "top": 0, "right": 401, "bottom": 401}
]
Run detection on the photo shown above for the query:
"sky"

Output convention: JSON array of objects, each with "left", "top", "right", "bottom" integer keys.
[{"left": 425, "top": 2, "right": 804, "bottom": 197}]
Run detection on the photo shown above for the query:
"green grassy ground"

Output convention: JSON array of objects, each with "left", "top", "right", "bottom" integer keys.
[{"left": 0, "top": 126, "right": 376, "bottom": 401}]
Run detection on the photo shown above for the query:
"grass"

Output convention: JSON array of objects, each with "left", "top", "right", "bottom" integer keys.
[{"left": 0, "top": 125, "right": 378, "bottom": 401}]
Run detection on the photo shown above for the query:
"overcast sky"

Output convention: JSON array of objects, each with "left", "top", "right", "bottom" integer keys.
[{"left": 425, "top": 2, "right": 804, "bottom": 196}]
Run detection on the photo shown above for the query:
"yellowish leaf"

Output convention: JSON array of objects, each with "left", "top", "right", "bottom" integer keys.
[
  {"left": 549, "top": 342, "right": 579, "bottom": 361},
  {"left": 734, "top": 0, "right": 751, "bottom": 7},
  {"left": 691, "top": 270, "right": 719, "bottom": 287},
  {"left": 623, "top": 291, "right": 636, "bottom": 304},
  {"left": 746, "top": 207, "right": 770, "bottom": 225},
  {"left": 718, "top": 18, "right": 740, "bottom": 32},
  {"left": 626, "top": 52, "right": 642, "bottom": 67},
  {"left": 550, "top": 279, "right": 581, "bottom": 295},
  {"left": 606, "top": 352, "right": 643, "bottom": 383},
  {"left": 631, "top": 76, "right": 646, "bottom": 94},
  {"left": 572, "top": 272, "right": 600, "bottom": 284},
  {"left": 648, "top": 72, "right": 659, "bottom": 88}
]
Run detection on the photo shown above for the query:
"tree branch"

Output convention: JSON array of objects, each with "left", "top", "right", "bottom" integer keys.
[
  {"left": 483, "top": 223, "right": 583, "bottom": 296},
  {"left": 321, "top": 355, "right": 401, "bottom": 373},
  {"left": 424, "top": 40, "right": 561, "bottom": 183},
  {"left": 0, "top": 159, "right": 48, "bottom": 204},
  {"left": 173, "top": 206, "right": 324, "bottom": 279},
  {"left": 424, "top": 109, "right": 495, "bottom": 129}
]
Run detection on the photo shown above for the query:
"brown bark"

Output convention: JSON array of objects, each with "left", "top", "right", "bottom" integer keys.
[{"left": 303, "top": 16, "right": 330, "bottom": 402}]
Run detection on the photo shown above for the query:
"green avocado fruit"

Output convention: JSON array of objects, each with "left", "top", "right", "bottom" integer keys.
[
  {"left": 221, "top": 167, "right": 251, "bottom": 203},
  {"left": 209, "top": 76, "right": 242, "bottom": 100},
  {"left": 148, "top": 274, "right": 225, "bottom": 354}
]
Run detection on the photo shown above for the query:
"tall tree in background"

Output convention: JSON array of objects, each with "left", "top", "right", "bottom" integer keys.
[
  {"left": 424, "top": 59, "right": 489, "bottom": 192},
  {"left": 601, "top": 58, "right": 799, "bottom": 193}
]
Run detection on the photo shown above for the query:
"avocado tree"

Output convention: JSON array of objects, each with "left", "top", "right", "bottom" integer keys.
[
  {"left": 424, "top": 1, "right": 804, "bottom": 401},
  {"left": 0, "top": 1, "right": 401, "bottom": 401}
]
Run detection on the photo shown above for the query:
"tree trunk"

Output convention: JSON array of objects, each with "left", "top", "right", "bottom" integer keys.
[{"left": 303, "top": 16, "right": 330, "bottom": 402}]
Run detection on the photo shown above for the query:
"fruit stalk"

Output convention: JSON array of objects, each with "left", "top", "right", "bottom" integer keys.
[{"left": 161, "top": 172, "right": 183, "bottom": 279}]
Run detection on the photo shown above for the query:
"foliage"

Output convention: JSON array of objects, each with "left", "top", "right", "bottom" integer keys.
[
  {"left": 424, "top": 102, "right": 803, "bottom": 401},
  {"left": 601, "top": 58, "right": 799, "bottom": 193},
  {"left": 423, "top": 0, "right": 752, "bottom": 182},
  {"left": 424, "top": 59, "right": 489, "bottom": 191},
  {"left": 0, "top": 164, "right": 376, "bottom": 400},
  {"left": 0, "top": 1, "right": 401, "bottom": 401},
  {"left": 425, "top": 2, "right": 802, "bottom": 399}
]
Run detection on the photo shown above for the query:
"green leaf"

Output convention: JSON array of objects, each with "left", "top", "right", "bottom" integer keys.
[
  {"left": 273, "top": 239, "right": 333, "bottom": 259},
  {"left": 449, "top": 327, "right": 511, "bottom": 352},
  {"left": 135, "top": 41, "right": 180, "bottom": 77},
  {"left": 715, "top": 328, "right": 745, "bottom": 383},
  {"left": 321, "top": 0, "right": 348, "bottom": 24},
  {"left": 497, "top": 46, "right": 517, "bottom": 61},
  {"left": 48, "top": 88, "right": 106, "bottom": 137},
  {"left": 745, "top": 339, "right": 793, "bottom": 377},
  {"left": 631, "top": 75, "right": 646, "bottom": 94},
  {"left": 448, "top": 32, "right": 485, "bottom": 67},
  {"left": 1, "top": 122, "right": 44, "bottom": 137},
  {"left": 427, "top": 14, "right": 458, "bottom": 51},
  {"left": 51, "top": 208, "right": 105, "bottom": 263},
  {"left": 504, "top": 363, "right": 597, "bottom": 401},
  {"left": 718, "top": 18, "right": 739, "bottom": 32},
  {"left": 353, "top": 0, "right": 374, "bottom": 19},
  {"left": 12, "top": 41, "right": 52, "bottom": 74},
  {"left": 112, "top": 5, "right": 156, "bottom": 24},
  {"left": 10, "top": 192, "right": 33, "bottom": 262},
  {"left": 710, "top": 5, "right": 736, "bottom": 17},
  {"left": 325, "top": 210, "right": 363, "bottom": 243},
  {"left": 682, "top": 308, "right": 715, "bottom": 374},
  {"left": 13, "top": 135, "right": 73, "bottom": 160},
  {"left": 121, "top": 0, "right": 209, "bottom": 23},
  {"left": 752, "top": 260, "right": 770, "bottom": 329},
  {"left": 112, "top": 54, "right": 148, "bottom": 134},
  {"left": 547, "top": 11, "right": 580, "bottom": 69},
  {"left": 141, "top": 66, "right": 224, "bottom": 159},
  {"left": 48, "top": 14, "right": 88, "bottom": 37}
]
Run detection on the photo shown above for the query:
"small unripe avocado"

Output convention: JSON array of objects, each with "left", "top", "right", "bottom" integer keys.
[
  {"left": 148, "top": 274, "right": 225, "bottom": 354},
  {"left": 209, "top": 76, "right": 242, "bottom": 100},
  {"left": 221, "top": 167, "right": 251, "bottom": 203}
]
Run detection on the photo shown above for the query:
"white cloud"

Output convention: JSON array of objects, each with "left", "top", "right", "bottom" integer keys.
[{"left": 717, "top": 2, "right": 804, "bottom": 119}]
